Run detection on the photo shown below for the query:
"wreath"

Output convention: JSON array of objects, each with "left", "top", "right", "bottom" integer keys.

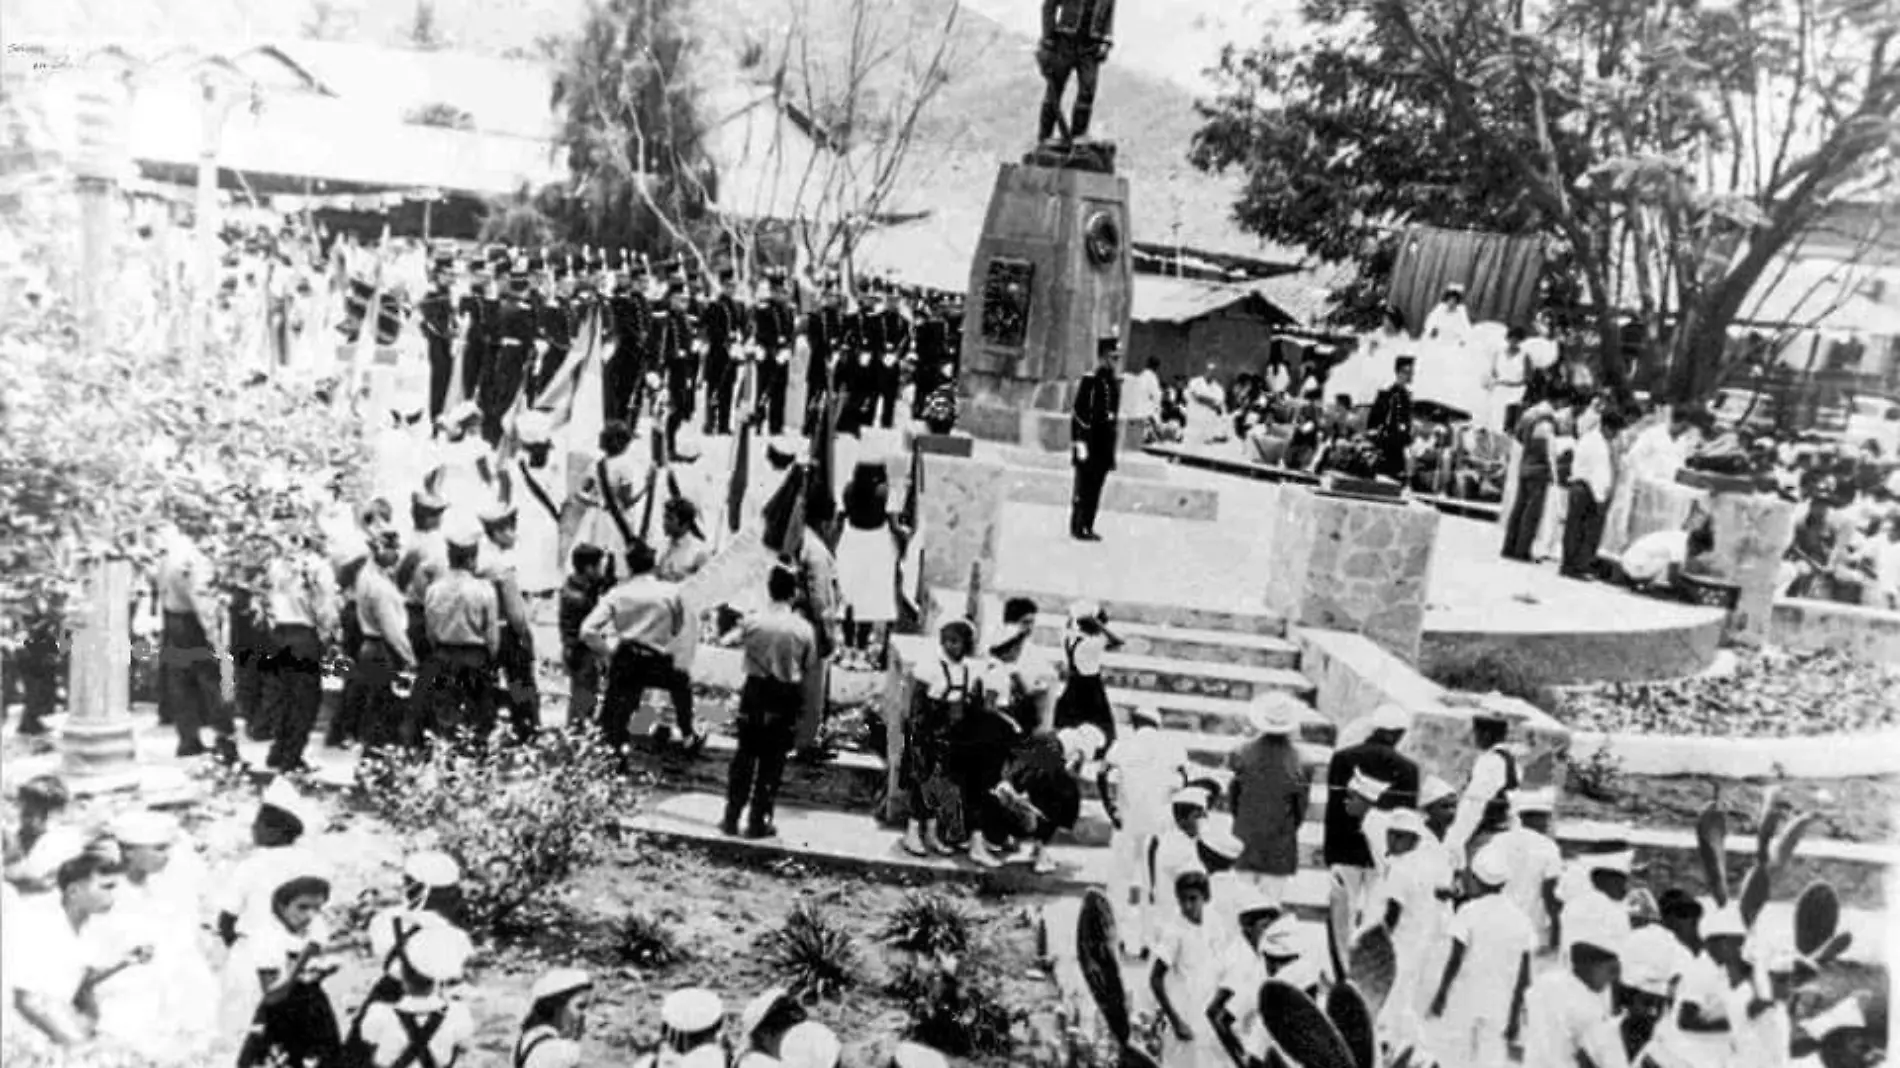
[{"left": 1083, "top": 211, "right": 1121, "bottom": 267}]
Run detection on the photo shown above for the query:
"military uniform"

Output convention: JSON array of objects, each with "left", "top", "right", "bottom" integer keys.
[
  {"left": 802, "top": 285, "right": 841, "bottom": 436},
  {"left": 1367, "top": 357, "right": 1417, "bottom": 480},
  {"left": 701, "top": 271, "right": 739, "bottom": 436},
  {"left": 655, "top": 277, "right": 698, "bottom": 457},
  {"left": 754, "top": 273, "right": 795, "bottom": 434},
  {"left": 874, "top": 293, "right": 912, "bottom": 429},
  {"left": 911, "top": 300, "right": 952, "bottom": 408},
  {"left": 419, "top": 255, "right": 458, "bottom": 422},
  {"left": 606, "top": 252, "right": 651, "bottom": 428},
  {"left": 416, "top": 540, "right": 501, "bottom": 745}
]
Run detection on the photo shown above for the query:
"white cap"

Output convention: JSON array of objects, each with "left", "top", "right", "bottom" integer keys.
[
  {"left": 111, "top": 810, "right": 177, "bottom": 847},
  {"left": 1420, "top": 776, "right": 1456, "bottom": 807},
  {"left": 1256, "top": 915, "right": 1301, "bottom": 959},
  {"left": 1249, "top": 694, "right": 1301, "bottom": 736},
  {"left": 1230, "top": 886, "right": 1282, "bottom": 923},
  {"left": 1171, "top": 786, "right": 1211, "bottom": 811},
  {"left": 740, "top": 986, "right": 792, "bottom": 1039},
  {"left": 661, "top": 988, "right": 725, "bottom": 1033},
  {"left": 1470, "top": 844, "right": 1512, "bottom": 887},
  {"left": 530, "top": 967, "right": 594, "bottom": 1004},
  {"left": 1701, "top": 905, "right": 1748, "bottom": 941},
  {"left": 1371, "top": 703, "right": 1412, "bottom": 733},
  {"left": 1803, "top": 995, "right": 1868, "bottom": 1038},
  {"left": 444, "top": 516, "right": 485, "bottom": 550},
  {"left": 260, "top": 778, "right": 317, "bottom": 835},
  {"left": 889, "top": 1043, "right": 949, "bottom": 1068},
  {"left": 403, "top": 851, "right": 461, "bottom": 888},
  {"left": 402, "top": 924, "right": 472, "bottom": 982},
  {"left": 1382, "top": 808, "right": 1429, "bottom": 839},
  {"left": 1512, "top": 787, "right": 1557, "bottom": 815},
  {"left": 1059, "top": 724, "right": 1106, "bottom": 765},
  {"left": 1618, "top": 928, "right": 1679, "bottom": 996},
  {"left": 778, "top": 1021, "right": 842, "bottom": 1068},
  {"left": 1199, "top": 825, "right": 1243, "bottom": 862},
  {"left": 1586, "top": 851, "right": 1636, "bottom": 875},
  {"left": 1569, "top": 919, "right": 1626, "bottom": 957},
  {"left": 1068, "top": 600, "right": 1102, "bottom": 624},
  {"left": 1348, "top": 768, "right": 1391, "bottom": 803}
]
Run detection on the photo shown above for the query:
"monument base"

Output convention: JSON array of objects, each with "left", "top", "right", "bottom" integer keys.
[
  {"left": 59, "top": 716, "right": 141, "bottom": 795},
  {"left": 910, "top": 431, "right": 975, "bottom": 458},
  {"left": 1264, "top": 487, "right": 1442, "bottom": 663},
  {"left": 958, "top": 397, "right": 1144, "bottom": 454}
]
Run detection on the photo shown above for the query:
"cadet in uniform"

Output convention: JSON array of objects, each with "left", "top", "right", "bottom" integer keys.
[
  {"left": 347, "top": 851, "right": 463, "bottom": 1043},
  {"left": 420, "top": 254, "right": 458, "bottom": 422},
  {"left": 1068, "top": 336, "right": 1123, "bottom": 541},
  {"left": 802, "top": 278, "right": 840, "bottom": 436},
  {"left": 605, "top": 251, "right": 649, "bottom": 427},
  {"left": 513, "top": 969, "right": 593, "bottom": 1068},
  {"left": 634, "top": 988, "right": 728, "bottom": 1068},
  {"left": 348, "top": 923, "right": 476, "bottom": 1068},
  {"left": 415, "top": 521, "right": 501, "bottom": 746},
  {"left": 479, "top": 504, "right": 540, "bottom": 741},
  {"left": 656, "top": 273, "right": 697, "bottom": 458},
  {"left": 874, "top": 284, "right": 912, "bottom": 429},
  {"left": 701, "top": 269, "right": 738, "bottom": 436},
  {"left": 910, "top": 295, "right": 952, "bottom": 413},
  {"left": 1367, "top": 355, "right": 1417, "bottom": 481},
  {"left": 719, "top": 566, "right": 818, "bottom": 839},
  {"left": 842, "top": 282, "right": 884, "bottom": 434},
  {"left": 755, "top": 271, "right": 795, "bottom": 435}
]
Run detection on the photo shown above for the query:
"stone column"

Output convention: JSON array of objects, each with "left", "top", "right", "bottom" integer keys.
[
  {"left": 1704, "top": 489, "right": 1798, "bottom": 646},
  {"left": 60, "top": 558, "right": 141, "bottom": 794},
  {"left": 916, "top": 454, "right": 1008, "bottom": 595},
  {"left": 1262, "top": 487, "right": 1442, "bottom": 663}
]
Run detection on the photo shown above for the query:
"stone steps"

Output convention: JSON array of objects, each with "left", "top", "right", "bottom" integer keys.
[
  {"left": 1030, "top": 617, "right": 1303, "bottom": 670},
  {"left": 1099, "top": 655, "right": 1315, "bottom": 706},
  {"left": 1106, "top": 687, "right": 1330, "bottom": 744},
  {"left": 963, "top": 587, "right": 1287, "bottom": 639}
]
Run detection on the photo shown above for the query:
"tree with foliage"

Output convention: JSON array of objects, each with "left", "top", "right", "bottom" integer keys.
[
  {"left": 550, "top": 0, "right": 720, "bottom": 261},
  {"left": 1193, "top": 0, "right": 1899, "bottom": 398}
]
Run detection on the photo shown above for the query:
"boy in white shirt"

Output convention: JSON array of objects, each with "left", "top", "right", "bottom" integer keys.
[
  {"left": 1148, "top": 787, "right": 1210, "bottom": 958},
  {"left": 1523, "top": 928, "right": 1632, "bottom": 1068},
  {"left": 1428, "top": 844, "right": 1537, "bottom": 1066},
  {"left": 1102, "top": 705, "right": 1189, "bottom": 957},
  {"left": 1490, "top": 787, "right": 1564, "bottom": 951}
]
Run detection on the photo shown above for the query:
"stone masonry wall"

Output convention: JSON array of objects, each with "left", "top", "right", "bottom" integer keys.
[{"left": 1263, "top": 488, "right": 1440, "bottom": 664}]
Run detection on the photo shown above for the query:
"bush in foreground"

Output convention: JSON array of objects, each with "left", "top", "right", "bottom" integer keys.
[
  {"left": 758, "top": 903, "right": 863, "bottom": 1001},
  {"left": 354, "top": 727, "right": 632, "bottom": 934}
]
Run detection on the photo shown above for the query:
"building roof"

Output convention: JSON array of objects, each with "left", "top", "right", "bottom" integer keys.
[
  {"left": 1134, "top": 275, "right": 1297, "bottom": 327},
  {"left": 1740, "top": 257, "right": 1900, "bottom": 335},
  {"left": 260, "top": 41, "right": 558, "bottom": 142}
]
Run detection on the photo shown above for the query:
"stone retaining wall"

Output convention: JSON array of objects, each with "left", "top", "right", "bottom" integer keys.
[
  {"left": 1264, "top": 489, "right": 1439, "bottom": 663},
  {"left": 1771, "top": 597, "right": 1900, "bottom": 666},
  {"left": 1295, "top": 626, "right": 1572, "bottom": 793}
]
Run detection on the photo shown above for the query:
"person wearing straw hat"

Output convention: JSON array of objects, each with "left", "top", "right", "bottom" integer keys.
[
  {"left": 1324, "top": 703, "right": 1420, "bottom": 925},
  {"left": 349, "top": 923, "right": 476, "bottom": 1068},
  {"left": 633, "top": 986, "right": 729, "bottom": 1067},
  {"left": 1228, "top": 694, "right": 1308, "bottom": 909},
  {"left": 1428, "top": 843, "right": 1537, "bottom": 1068},
  {"left": 1522, "top": 923, "right": 1630, "bottom": 1068},
  {"left": 514, "top": 968, "right": 594, "bottom": 1068},
  {"left": 349, "top": 851, "right": 465, "bottom": 1044},
  {"left": 1370, "top": 806, "right": 1456, "bottom": 1054},
  {"left": 1102, "top": 702, "right": 1190, "bottom": 956}
]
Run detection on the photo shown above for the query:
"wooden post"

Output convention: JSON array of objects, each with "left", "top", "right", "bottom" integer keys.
[{"left": 61, "top": 77, "right": 142, "bottom": 794}]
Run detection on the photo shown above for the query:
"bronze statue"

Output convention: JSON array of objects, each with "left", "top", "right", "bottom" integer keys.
[{"left": 1037, "top": 0, "right": 1116, "bottom": 145}]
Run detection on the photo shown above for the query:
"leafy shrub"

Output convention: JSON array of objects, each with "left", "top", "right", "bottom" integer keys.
[
  {"left": 1424, "top": 647, "right": 1551, "bottom": 708},
  {"left": 890, "top": 956, "right": 1021, "bottom": 1058},
  {"left": 354, "top": 726, "right": 632, "bottom": 933},
  {"left": 617, "top": 908, "right": 691, "bottom": 970},
  {"left": 1567, "top": 742, "right": 1624, "bottom": 802},
  {"left": 758, "top": 903, "right": 862, "bottom": 1001},
  {"left": 879, "top": 892, "right": 973, "bottom": 958}
]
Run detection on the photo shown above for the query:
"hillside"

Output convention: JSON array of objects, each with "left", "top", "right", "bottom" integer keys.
[{"left": 8, "top": 0, "right": 1287, "bottom": 257}]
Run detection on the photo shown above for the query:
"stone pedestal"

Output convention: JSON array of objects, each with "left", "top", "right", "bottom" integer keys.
[
  {"left": 917, "top": 454, "right": 1008, "bottom": 594},
  {"left": 1627, "top": 477, "right": 1798, "bottom": 646},
  {"left": 60, "top": 559, "right": 140, "bottom": 795},
  {"left": 1263, "top": 488, "right": 1440, "bottom": 663},
  {"left": 911, "top": 431, "right": 974, "bottom": 458}
]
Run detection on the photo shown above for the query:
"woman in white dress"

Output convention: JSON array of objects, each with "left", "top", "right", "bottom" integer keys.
[{"left": 834, "top": 462, "right": 902, "bottom": 664}]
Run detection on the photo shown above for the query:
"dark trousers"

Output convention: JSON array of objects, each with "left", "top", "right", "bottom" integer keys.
[
  {"left": 703, "top": 357, "right": 734, "bottom": 434},
  {"left": 599, "top": 646, "right": 673, "bottom": 750},
  {"left": 415, "top": 645, "right": 494, "bottom": 746},
  {"left": 566, "top": 649, "right": 601, "bottom": 731},
  {"left": 759, "top": 363, "right": 789, "bottom": 434},
  {"left": 350, "top": 638, "right": 409, "bottom": 753},
  {"left": 426, "top": 336, "right": 454, "bottom": 422},
  {"left": 495, "top": 625, "right": 540, "bottom": 742},
  {"left": 6, "top": 619, "right": 62, "bottom": 734},
  {"left": 1561, "top": 483, "right": 1607, "bottom": 577},
  {"left": 1501, "top": 476, "right": 1549, "bottom": 561},
  {"left": 161, "top": 612, "right": 233, "bottom": 755},
  {"left": 724, "top": 677, "right": 802, "bottom": 831},
  {"left": 230, "top": 595, "right": 271, "bottom": 738},
  {"left": 665, "top": 664, "right": 696, "bottom": 736},
  {"left": 1038, "top": 38, "right": 1102, "bottom": 141},
  {"left": 264, "top": 624, "right": 324, "bottom": 770},
  {"left": 1070, "top": 462, "right": 1110, "bottom": 535}
]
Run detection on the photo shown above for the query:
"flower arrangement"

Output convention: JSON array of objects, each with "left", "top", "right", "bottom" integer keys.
[{"left": 919, "top": 385, "right": 959, "bottom": 434}]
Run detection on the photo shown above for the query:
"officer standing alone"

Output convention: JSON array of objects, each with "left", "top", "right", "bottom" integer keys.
[{"left": 1069, "top": 336, "right": 1123, "bottom": 542}]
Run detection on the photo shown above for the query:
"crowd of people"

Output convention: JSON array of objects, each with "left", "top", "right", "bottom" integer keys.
[{"left": 0, "top": 772, "right": 964, "bottom": 1068}]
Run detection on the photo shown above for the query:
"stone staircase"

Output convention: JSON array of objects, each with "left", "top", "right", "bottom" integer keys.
[{"left": 622, "top": 586, "right": 1350, "bottom": 927}]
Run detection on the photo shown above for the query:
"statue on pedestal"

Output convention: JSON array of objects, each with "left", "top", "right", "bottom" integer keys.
[{"left": 1037, "top": 0, "right": 1116, "bottom": 147}]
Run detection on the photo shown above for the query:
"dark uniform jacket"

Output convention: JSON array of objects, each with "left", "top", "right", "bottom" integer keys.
[
  {"left": 1321, "top": 741, "right": 1421, "bottom": 868},
  {"left": 1070, "top": 365, "right": 1122, "bottom": 470}
]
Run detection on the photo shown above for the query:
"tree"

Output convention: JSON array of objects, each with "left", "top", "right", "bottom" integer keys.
[
  {"left": 550, "top": 0, "right": 720, "bottom": 261},
  {"left": 1194, "top": 0, "right": 1899, "bottom": 399},
  {"left": 410, "top": 0, "right": 445, "bottom": 50}
]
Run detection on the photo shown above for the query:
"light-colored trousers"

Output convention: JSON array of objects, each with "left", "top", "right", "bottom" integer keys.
[
  {"left": 1109, "top": 824, "right": 1160, "bottom": 953},
  {"left": 1330, "top": 864, "right": 1379, "bottom": 928}
]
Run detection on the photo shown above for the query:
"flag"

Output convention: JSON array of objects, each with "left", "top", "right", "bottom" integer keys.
[
  {"left": 761, "top": 463, "right": 809, "bottom": 562},
  {"left": 726, "top": 413, "right": 753, "bottom": 537},
  {"left": 805, "top": 391, "right": 840, "bottom": 535},
  {"left": 896, "top": 442, "right": 926, "bottom": 629},
  {"left": 534, "top": 308, "right": 605, "bottom": 454}
]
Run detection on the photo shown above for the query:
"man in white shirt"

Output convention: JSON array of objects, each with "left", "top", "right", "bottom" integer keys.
[
  {"left": 1428, "top": 844, "right": 1537, "bottom": 1067},
  {"left": 4, "top": 854, "right": 144, "bottom": 1050},
  {"left": 1489, "top": 788, "right": 1564, "bottom": 952},
  {"left": 1102, "top": 705, "right": 1189, "bottom": 958},
  {"left": 1522, "top": 927, "right": 1632, "bottom": 1068},
  {"left": 1122, "top": 357, "right": 1163, "bottom": 430},
  {"left": 1445, "top": 708, "right": 1522, "bottom": 863},
  {"left": 1561, "top": 402, "right": 1622, "bottom": 580}
]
